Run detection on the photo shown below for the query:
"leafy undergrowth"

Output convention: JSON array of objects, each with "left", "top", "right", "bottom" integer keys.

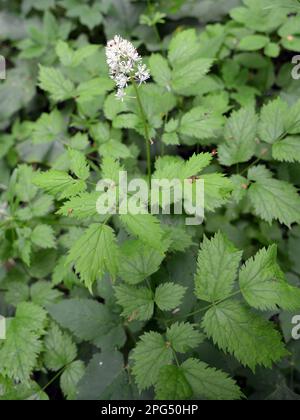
[{"left": 1, "top": 0, "right": 300, "bottom": 400}]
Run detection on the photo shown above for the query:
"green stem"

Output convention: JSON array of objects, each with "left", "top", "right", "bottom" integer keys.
[{"left": 132, "top": 80, "right": 152, "bottom": 187}]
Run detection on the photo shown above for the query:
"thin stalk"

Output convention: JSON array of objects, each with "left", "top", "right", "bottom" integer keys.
[{"left": 132, "top": 79, "right": 152, "bottom": 187}]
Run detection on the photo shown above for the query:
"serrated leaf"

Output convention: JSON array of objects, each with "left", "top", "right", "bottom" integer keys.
[
  {"left": 179, "top": 107, "right": 223, "bottom": 140},
  {"left": 272, "top": 136, "right": 300, "bottom": 163},
  {"left": 33, "top": 170, "right": 87, "bottom": 200},
  {"left": 168, "top": 29, "right": 200, "bottom": 67},
  {"left": 149, "top": 54, "right": 172, "bottom": 89},
  {"left": 248, "top": 171, "right": 300, "bottom": 227},
  {"left": 60, "top": 360, "right": 85, "bottom": 400},
  {"left": 68, "top": 148, "right": 90, "bottom": 180},
  {"left": 131, "top": 331, "right": 173, "bottom": 391},
  {"left": 0, "top": 303, "right": 47, "bottom": 383},
  {"left": 57, "top": 192, "right": 99, "bottom": 219},
  {"left": 30, "top": 281, "right": 62, "bottom": 307},
  {"left": 119, "top": 214, "right": 165, "bottom": 251},
  {"left": 67, "top": 224, "right": 119, "bottom": 290},
  {"left": 195, "top": 232, "right": 243, "bottom": 302},
  {"left": 239, "top": 245, "right": 300, "bottom": 311},
  {"left": 172, "top": 59, "right": 213, "bottom": 95},
  {"left": 166, "top": 322, "right": 204, "bottom": 353},
  {"left": 155, "top": 283, "right": 186, "bottom": 311},
  {"left": 181, "top": 358, "right": 242, "bottom": 400},
  {"left": 114, "top": 284, "right": 154, "bottom": 321},
  {"left": 219, "top": 107, "right": 258, "bottom": 166},
  {"left": 182, "top": 153, "right": 212, "bottom": 179},
  {"left": 38, "top": 65, "right": 75, "bottom": 102},
  {"left": 118, "top": 240, "right": 165, "bottom": 285},
  {"left": 202, "top": 300, "right": 288, "bottom": 370},
  {"left": 202, "top": 173, "right": 234, "bottom": 212},
  {"left": 155, "top": 365, "right": 192, "bottom": 400},
  {"left": 32, "top": 109, "right": 66, "bottom": 144},
  {"left": 44, "top": 323, "right": 77, "bottom": 371},
  {"left": 258, "top": 98, "right": 288, "bottom": 144},
  {"left": 31, "top": 225, "right": 56, "bottom": 249}
]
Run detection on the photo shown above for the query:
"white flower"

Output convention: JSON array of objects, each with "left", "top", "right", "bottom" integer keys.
[
  {"left": 115, "top": 89, "right": 126, "bottom": 101},
  {"left": 135, "top": 63, "right": 150, "bottom": 85},
  {"left": 106, "top": 35, "right": 150, "bottom": 100}
]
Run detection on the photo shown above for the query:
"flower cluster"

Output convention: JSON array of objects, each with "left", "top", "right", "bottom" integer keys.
[{"left": 106, "top": 35, "right": 150, "bottom": 101}]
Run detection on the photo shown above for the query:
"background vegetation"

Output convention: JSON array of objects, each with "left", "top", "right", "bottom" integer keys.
[{"left": 1, "top": 0, "right": 300, "bottom": 400}]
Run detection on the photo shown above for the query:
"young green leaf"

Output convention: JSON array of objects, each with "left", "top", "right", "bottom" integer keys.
[
  {"left": 239, "top": 245, "right": 300, "bottom": 311},
  {"left": 166, "top": 322, "right": 204, "bottom": 353},
  {"left": 195, "top": 232, "right": 243, "bottom": 302},
  {"left": 219, "top": 107, "right": 258, "bottom": 166},
  {"left": 114, "top": 284, "right": 154, "bottom": 321},
  {"left": 154, "top": 283, "right": 186, "bottom": 311},
  {"left": 44, "top": 323, "right": 77, "bottom": 371},
  {"left": 181, "top": 358, "right": 242, "bottom": 400},
  {"left": 67, "top": 224, "right": 119, "bottom": 290},
  {"left": 33, "top": 170, "right": 87, "bottom": 200},
  {"left": 202, "top": 300, "right": 288, "bottom": 370},
  {"left": 131, "top": 331, "right": 173, "bottom": 391}
]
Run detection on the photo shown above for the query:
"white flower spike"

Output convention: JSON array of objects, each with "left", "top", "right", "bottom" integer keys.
[{"left": 106, "top": 35, "right": 150, "bottom": 101}]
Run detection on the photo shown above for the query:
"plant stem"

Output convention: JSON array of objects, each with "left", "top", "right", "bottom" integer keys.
[{"left": 132, "top": 79, "right": 152, "bottom": 187}]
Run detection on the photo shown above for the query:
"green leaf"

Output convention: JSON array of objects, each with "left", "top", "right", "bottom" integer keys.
[
  {"left": 195, "top": 232, "right": 243, "bottom": 302},
  {"left": 114, "top": 284, "right": 154, "bottom": 321},
  {"left": 202, "top": 300, "right": 288, "bottom": 370},
  {"left": 57, "top": 192, "right": 99, "bottom": 219},
  {"left": 30, "top": 281, "right": 62, "bottom": 307},
  {"left": 68, "top": 148, "right": 90, "bottom": 180},
  {"left": 48, "top": 299, "right": 125, "bottom": 350},
  {"left": 248, "top": 168, "right": 300, "bottom": 227},
  {"left": 67, "top": 224, "right": 119, "bottom": 290},
  {"left": 155, "top": 283, "right": 186, "bottom": 311},
  {"left": 76, "top": 77, "right": 114, "bottom": 103},
  {"left": 168, "top": 29, "right": 200, "bottom": 67},
  {"left": 119, "top": 214, "right": 165, "bottom": 251},
  {"left": 38, "top": 65, "right": 75, "bottom": 102},
  {"left": 15, "top": 164, "right": 38, "bottom": 202},
  {"left": 202, "top": 173, "right": 234, "bottom": 213},
  {"left": 155, "top": 365, "right": 192, "bottom": 400},
  {"left": 166, "top": 322, "right": 204, "bottom": 353},
  {"left": 0, "top": 303, "right": 47, "bottom": 383},
  {"left": 131, "top": 331, "right": 173, "bottom": 391},
  {"left": 31, "top": 225, "right": 56, "bottom": 249},
  {"left": 238, "top": 35, "right": 269, "bottom": 51},
  {"left": 172, "top": 59, "right": 213, "bottom": 95},
  {"left": 239, "top": 245, "right": 300, "bottom": 311},
  {"left": 33, "top": 170, "right": 86, "bottom": 200},
  {"left": 179, "top": 107, "right": 223, "bottom": 140},
  {"left": 56, "top": 41, "right": 99, "bottom": 67},
  {"left": 272, "top": 136, "right": 300, "bottom": 163},
  {"left": 258, "top": 98, "right": 288, "bottom": 144},
  {"left": 44, "top": 323, "right": 77, "bottom": 371},
  {"left": 182, "top": 153, "right": 212, "bottom": 179},
  {"left": 118, "top": 240, "right": 165, "bottom": 285},
  {"left": 149, "top": 54, "right": 172, "bottom": 89},
  {"left": 181, "top": 358, "right": 242, "bottom": 400},
  {"left": 77, "top": 351, "right": 123, "bottom": 400},
  {"left": 60, "top": 360, "right": 85, "bottom": 400},
  {"left": 32, "top": 109, "right": 65, "bottom": 144},
  {"left": 218, "top": 107, "right": 258, "bottom": 166}
]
